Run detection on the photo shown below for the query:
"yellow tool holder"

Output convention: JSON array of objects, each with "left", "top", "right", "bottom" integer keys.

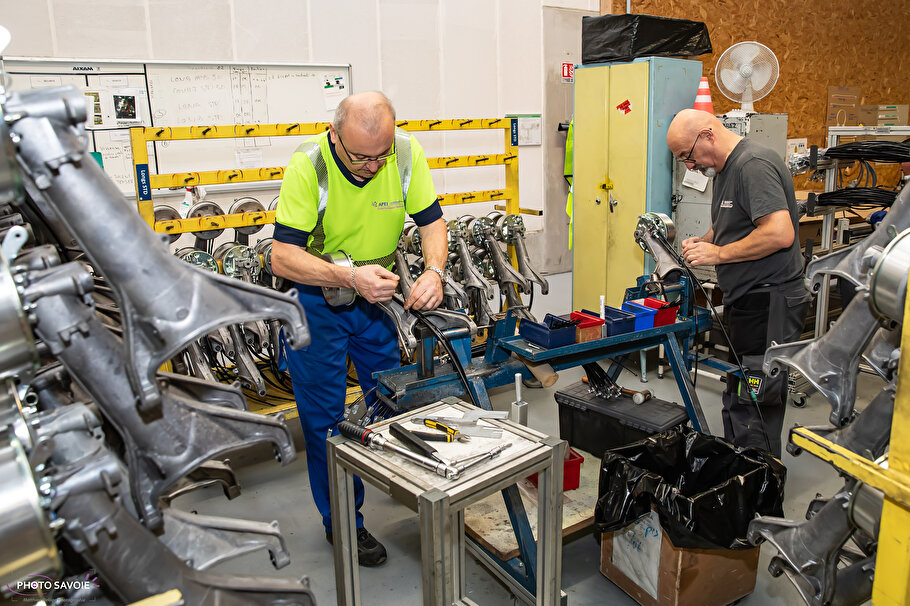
[
  {"left": 788, "top": 288, "right": 910, "bottom": 605},
  {"left": 130, "top": 118, "right": 538, "bottom": 236}
]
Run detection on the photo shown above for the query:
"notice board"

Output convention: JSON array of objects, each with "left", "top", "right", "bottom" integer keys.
[{"left": 5, "top": 58, "right": 352, "bottom": 195}]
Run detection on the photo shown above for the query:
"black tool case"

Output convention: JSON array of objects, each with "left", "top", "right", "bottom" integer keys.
[{"left": 554, "top": 381, "right": 689, "bottom": 458}]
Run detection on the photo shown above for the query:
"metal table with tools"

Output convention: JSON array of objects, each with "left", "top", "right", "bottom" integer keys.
[{"left": 327, "top": 397, "right": 566, "bottom": 606}]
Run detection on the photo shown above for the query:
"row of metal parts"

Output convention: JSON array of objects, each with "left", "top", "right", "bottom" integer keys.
[
  {"left": 1, "top": 84, "right": 316, "bottom": 604},
  {"left": 745, "top": 184, "right": 910, "bottom": 606},
  {"left": 155, "top": 197, "right": 280, "bottom": 283},
  {"left": 159, "top": 194, "right": 550, "bottom": 329}
]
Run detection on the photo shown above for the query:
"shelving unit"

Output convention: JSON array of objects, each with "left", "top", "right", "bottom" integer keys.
[{"left": 813, "top": 125, "right": 910, "bottom": 336}]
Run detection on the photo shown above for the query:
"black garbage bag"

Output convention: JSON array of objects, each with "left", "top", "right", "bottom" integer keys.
[
  {"left": 582, "top": 14, "right": 712, "bottom": 64},
  {"left": 594, "top": 428, "right": 786, "bottom": 550}
]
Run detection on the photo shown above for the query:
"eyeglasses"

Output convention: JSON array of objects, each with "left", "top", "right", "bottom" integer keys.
[
  {"left": 336, "top": 131, "right": 395, "bottom": 165},
  {"left": 679, "top": 131, "right": 704, "bottom": 164}
]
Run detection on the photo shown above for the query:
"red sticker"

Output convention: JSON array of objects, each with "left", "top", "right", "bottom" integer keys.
[{"left": 616, "top": 100, "right": 632, "bottom": 114}]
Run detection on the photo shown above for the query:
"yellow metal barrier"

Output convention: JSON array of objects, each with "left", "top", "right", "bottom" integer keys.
[{"left": 130, "top": 118, "right": 524, "bottom": 234}]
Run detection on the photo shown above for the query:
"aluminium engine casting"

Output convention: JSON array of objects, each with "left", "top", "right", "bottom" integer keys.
[
  {"left": 0, "top": 83, "right": 316, "bottom": 604},
  {"left": 751, "top": 215, "right": 910, "bottom": 603},
  {"left": 6, "top": 86, "right": 310, "bottom": 413}
]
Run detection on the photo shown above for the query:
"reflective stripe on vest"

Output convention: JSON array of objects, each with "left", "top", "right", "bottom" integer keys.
[{"left": 303, "top": 127, "right": 412, "bottom": 269}]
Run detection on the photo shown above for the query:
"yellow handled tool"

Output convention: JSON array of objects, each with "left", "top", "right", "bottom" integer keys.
[{"left": 422, "top": 419, "right": 468, "bottom": 442}]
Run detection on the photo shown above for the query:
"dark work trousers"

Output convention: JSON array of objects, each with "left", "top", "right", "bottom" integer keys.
[
  {"left": 285, "top": 284, "right": 400, "bottom": 532},
  {"left": 722, "top": 279, "right": 811, "bottom": 457}
]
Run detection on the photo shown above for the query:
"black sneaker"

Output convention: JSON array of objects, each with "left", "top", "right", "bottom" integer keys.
[{"left": 325, "top": 527, "right": 388, "bottom": 567}]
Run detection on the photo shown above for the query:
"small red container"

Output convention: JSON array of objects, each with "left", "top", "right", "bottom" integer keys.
[
  {"left": 529, "top": 448, "right": 583, "bottom": 491},
  {"left": 569, "top": 311, "right": 605, "bottom": 342},
  {"left": 641, "top": 297, "right": 678, "bottom": 326}
]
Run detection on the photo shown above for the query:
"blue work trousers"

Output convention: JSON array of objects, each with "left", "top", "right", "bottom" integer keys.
[{"left": 285, "top": 284, "right": 400, "bottom": 532}]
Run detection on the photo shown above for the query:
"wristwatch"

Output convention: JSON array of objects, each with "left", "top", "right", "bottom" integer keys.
[{"left": 425, "top": 265, "right": 448, "bottom": 282}]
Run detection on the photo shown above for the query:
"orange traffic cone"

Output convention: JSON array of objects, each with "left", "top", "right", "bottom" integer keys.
[{"left": 693, "top": 76, "right": 714, "bottom": 113}]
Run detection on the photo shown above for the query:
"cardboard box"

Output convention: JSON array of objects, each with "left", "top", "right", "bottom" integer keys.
[
  {"left": 858, "top": 105, "right": 879, "bottom": 126},
  {"left": 858, "top": 104, "right": 908, "bottom": 126},
  {"left": 826, "top": 86, "right": 861, "bottom": 126},
  {"left": 600, "top": 511, "right": 760, "bottom": 606},
  {"left": 877, "top": 104, "right": 909, "bottom": 126}
]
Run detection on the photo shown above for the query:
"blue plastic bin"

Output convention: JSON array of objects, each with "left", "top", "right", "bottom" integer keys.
[
  {"left": 622, "top": 301, "right": 656, "bottom": 330},
  {"left": 601, "top": 306, "right": 636, "bottom": 336},
  {"left": 519, "top": 313, "right": 576, "bottom": 349}
]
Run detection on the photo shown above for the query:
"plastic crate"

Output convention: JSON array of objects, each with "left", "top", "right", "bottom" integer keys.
[
  {"left": 621, "top": 300, "right": 656, "bottom": 330},
  {"left": 528, "top": 447, "right": 583, "bottom": 491},
  {"left": 641, "top": 297, "right": 679, "bottom": 326},
  {"left": 518, "top": 313, "right": 576, "bottom": 349},
  {"left": 601, "top": 306, "right": 636, "bottom": 337},
  {"left": 569, "top": 311, "right": 605, "bottom": 342},
  {"left": 554, "top": 381, "right": 689, "bottom": 458}
]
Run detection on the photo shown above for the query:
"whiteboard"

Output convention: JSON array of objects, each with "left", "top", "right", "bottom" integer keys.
[{"left": 4, "top": 58, "right": 352, "bottom": 195}]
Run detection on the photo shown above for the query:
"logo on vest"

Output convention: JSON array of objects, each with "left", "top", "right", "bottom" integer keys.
[
  {"left": 720, "top": 200, "right": 734, "bottom": 208},
  {"left": 372, "top": 200, "right": 404, "bottom": 209}
]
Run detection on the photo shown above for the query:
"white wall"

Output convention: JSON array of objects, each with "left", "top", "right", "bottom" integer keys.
[{"left": 1, "top": 0, "right": 596, "bottom": 283}]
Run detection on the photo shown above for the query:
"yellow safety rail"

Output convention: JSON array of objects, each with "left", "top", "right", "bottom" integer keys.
[{"left": 130, "top": 118, "right": 537, "bottom": 236}]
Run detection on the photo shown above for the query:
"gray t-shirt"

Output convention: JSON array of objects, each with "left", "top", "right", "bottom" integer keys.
[{"left": 712, "top": 139, "right": 803, "bottom": 303}]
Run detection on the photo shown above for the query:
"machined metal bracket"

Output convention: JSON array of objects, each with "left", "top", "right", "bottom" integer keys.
[
  {"left": 748, "top": 489, "right": 854, "bottom": 606},
  {"left": 470, "top": 216, "right": 531, "bottom": 293},
  {"left": 764, "top": 294, "right": 882, "bottom": 426},
  {"left": 377, "top": 294, "right": 477, "bottom": 354},
  {"left": 161, "top": 508, "right": 290, "bottom": 570},
  {"left": 161, "top": 459, "right": 241, "bottom": 504}
]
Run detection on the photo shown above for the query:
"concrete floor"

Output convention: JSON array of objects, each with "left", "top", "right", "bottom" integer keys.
[{"left": 173, "top": 355, "right": 884, "bottom": 606}]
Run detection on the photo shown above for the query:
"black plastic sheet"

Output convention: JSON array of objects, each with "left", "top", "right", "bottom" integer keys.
[
  {"left": 581, "top": 14, "right": 712, "bottom": 64},
  {"left": 595, "top": 428, "right": 786, "bottom": 550}
]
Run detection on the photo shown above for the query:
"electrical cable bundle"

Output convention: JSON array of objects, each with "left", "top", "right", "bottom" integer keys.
[
  {"left": 822, "top": 140, "right": 910, "bottom": 164},
  {"left": 650, "top": 230, "right": 773, "bottom": 454},
  {"left": 815, "top": 187, "right": 898, "bottom": 210}
]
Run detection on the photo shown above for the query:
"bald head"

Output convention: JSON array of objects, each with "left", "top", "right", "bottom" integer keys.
[
  {"left": 667, "top": 109, "right": 720, "bottom": 152},
  {"left": 333, "top": 91, "right": 396, "bottom": 137},
  {"left": 667, "top": 108, "right": 741, "bottom": 174}
]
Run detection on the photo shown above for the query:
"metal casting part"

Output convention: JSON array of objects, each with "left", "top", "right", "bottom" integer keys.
[
  {"left": 469, "top": 215, "right": 532, "bottom": 293},
  {"left": 867, "top": 227, "right": 910, "bottom": 322},
  {"left": 763, "top": 294, "right": 881, "bottom": 426},
  {"left": 6, "top": 86, "right": 309, "bottom": 411},
  {"left": 0, "top": 250, "right": 39, "bottom": 383},
  {"left": 0, "top": 432, "right": 60, "bottom": 587},
  {"left": 161, "top": 508, "right": 290, "bottom": 571},
  {"left": 27, "top": 264, "right": 296, "bottom": 529},
  {"left": 634, "top": 212, "right": 686, "bottom": 282},
  {"left": 377, "top": 294, "right": 477, "bottom": 354},
  {"left": 749, "top": 490, "right": 854, "bottom": 606},
  {"left": 176, "top": 247, "right": 219, "bottom": 273}
]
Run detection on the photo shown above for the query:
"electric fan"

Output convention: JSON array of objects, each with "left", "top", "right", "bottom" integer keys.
[{"left": 715, "top": 41, "right": 779, "bottom": 114}]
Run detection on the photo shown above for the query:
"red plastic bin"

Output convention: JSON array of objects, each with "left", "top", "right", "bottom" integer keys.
[
  {"left": 569, "top": 311, "right": 605, "bottom": 342},
  {"left": 641, "top": 297, "right": 679, "bottom": 326},
  {"left": 529, "top": 448, "right": 583, "bottom": 491}
]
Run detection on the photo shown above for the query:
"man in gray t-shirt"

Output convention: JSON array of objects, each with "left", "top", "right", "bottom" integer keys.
[{"left": 666, "top": 109, "right": 811, "bottom": 457}]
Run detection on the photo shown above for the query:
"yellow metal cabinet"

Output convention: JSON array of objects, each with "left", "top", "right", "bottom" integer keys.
[{"left": 572, "top": 58, "right": 701, "bottom": 311}]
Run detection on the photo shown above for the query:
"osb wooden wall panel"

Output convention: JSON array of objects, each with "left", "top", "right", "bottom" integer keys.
[{"left": 608, "top": 0, "right": 910, "bottom": 189}]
